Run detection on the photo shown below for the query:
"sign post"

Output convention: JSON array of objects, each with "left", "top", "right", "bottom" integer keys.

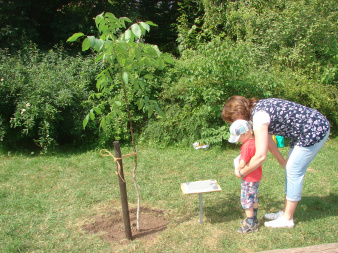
[{"left": 181, "top": 180, "right": 222, "bottom": 224}]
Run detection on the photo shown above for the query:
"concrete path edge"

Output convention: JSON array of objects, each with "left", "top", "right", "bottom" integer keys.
[{"left": 258, "top": 243, "right": 338, "bottom": 253}]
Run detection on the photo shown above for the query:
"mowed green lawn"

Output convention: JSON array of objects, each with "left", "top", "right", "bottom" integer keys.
[{"left": 1, "top": 138, "right": 337, "bottom": 252}]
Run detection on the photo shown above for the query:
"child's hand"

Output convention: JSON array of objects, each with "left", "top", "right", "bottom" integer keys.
[{"left": 234, "top": 169, "right": 242, "bottom": 179}]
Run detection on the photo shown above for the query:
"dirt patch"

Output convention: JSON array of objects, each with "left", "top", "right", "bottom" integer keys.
[{"left": 82, "top": 206, "right": 167, "bottom": 244}]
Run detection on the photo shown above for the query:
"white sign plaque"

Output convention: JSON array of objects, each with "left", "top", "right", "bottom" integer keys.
[{"left": 181, "top": 179, "right": 222, "bottom": 195}]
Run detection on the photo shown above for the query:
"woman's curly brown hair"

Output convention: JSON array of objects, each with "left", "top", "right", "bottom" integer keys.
[{"left": 221, "top": 95, "right": 259, "bottom": 123}]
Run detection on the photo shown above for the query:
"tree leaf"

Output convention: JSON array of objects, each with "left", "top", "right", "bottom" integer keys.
[
  {"left": 139, "top": 79, "right": 146, "bottom": 90},
  {"left": 131, "top": 24, "right": 142, "bottom": 39},
  {"left": 95, "top": 13, "right": 104, "bottom": 28},
  {"left": 154, "top": 102, "right": 165, "bottom": 118},
  {"left": 105, "top": 12, "right": 118, "bottom": 21},
  {"left": 151, "top": 45, "right": 161, "bottom": 57},
  {"left": 94, "top": 39, "right": 104, "bottom": 51},
  {"left": 94, "top": 107, "right": 102, "bottom": 114},
  {"left": 67, "top": 32, "right": 85, "bottom": 42},
  {"left": 119, "top": 17, "right": 132, "bottom": 28},
  {"left": 158, "top": 58, "right": 164, "bottom": 69},
  {"left": 83, "top": 114, "right": 89, "bottom": 129},
  {"left": 163, "top": 54, "right": 174, "bottom": 64},
  {"left": 100, "top": 117, "right": 106, "bottom": 130},
  {"left": 144, "top": 96, "right": 150, "bottom": 106},
  {"left": 82, "top": 38, "right": 90, "bottom": 51},
  {"left": 146, "top": 21, "right": 158, "bottom": 27},
  {"left": 122, "top": 72, "right": 129, "bottom": 84},
  {"left": 137, "top": 98, "right": 144, "bottom": 110},
  {"left": 88, "top": 36, "right": 97, "bottom": 48},
  {"left": 148, "top": 105, "right": 154, "bottom": 118},
  {"left": 133, "top": 80, "right": 140, "bottom": 91},
  {"left": 94, "top": 52, "right": 104, "bottom": 62},
  {"left": 143, "top": 74, "right": 153, "bottom": 80},
  {"left": 89, "top": 109, "right": 95, "bottom": 120},
  {"left": 140, "top": 22, "right": 150, "bottom": 32},
  {"left": 125, "top": 29, "right": 131, "bottom": 42}
]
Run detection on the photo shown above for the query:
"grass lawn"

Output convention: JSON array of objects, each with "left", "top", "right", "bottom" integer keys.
[{"left": 0, "top": 138, "right": 337, "bottom": 252}]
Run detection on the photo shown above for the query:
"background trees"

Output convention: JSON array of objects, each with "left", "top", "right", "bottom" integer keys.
[
  {"left": 0, "top": 0, "right": 178, "bottom": 53},
  {"left": 0, "top": 0, "right": 337, "bottom": 152}
]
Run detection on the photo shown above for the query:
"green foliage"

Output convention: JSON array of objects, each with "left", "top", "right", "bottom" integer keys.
[
  {"left": 141, "top": 38, "right": 273, "bottom": 146},
  {"left": 135, "top": 0, "right": 180, "bottom": 55},
  {"left": 0, "top": 0, "right": 138, "bottom": 51},
  {"left": 200, "top": 0, "right": 338, "bottom": 81},
  {"left": 1, "top": 0, "right": 180, "bottom": 56},
  {"left": 0, "top": 44, "right": 101, "bottom": 152},
  {"left": 68, "top": 12, "right": 173, "bottom": 137},
  {"left": 1, "top": 0, "right": 337, "bottom": 152},
  {"left": 176, "top": 0, "right": 205, "bottom": 52},
  {"left": 172, "top": 0, "right": 337, "bottom": 142},
  {"left": 269, "top": 67, "right": 338, "bottom": 131}
]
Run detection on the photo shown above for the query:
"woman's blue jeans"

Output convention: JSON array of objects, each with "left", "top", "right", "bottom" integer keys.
[{"left": 285, "top": 130, "right": 330, "bottom": 202}]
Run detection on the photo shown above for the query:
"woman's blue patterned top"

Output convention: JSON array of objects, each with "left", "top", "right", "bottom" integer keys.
[{"left": 252, "top": 98, "right": 330, "bottom": 147}]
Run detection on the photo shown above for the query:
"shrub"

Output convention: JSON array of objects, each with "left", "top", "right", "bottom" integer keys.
[
  {"left": 140, "top": 38, "right": 269, "bottom": 146},
  {"left": 0, "top": 44, "right": 101, "bottom": 152}
]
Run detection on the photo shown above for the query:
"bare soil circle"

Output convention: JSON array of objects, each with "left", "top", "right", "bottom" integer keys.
[{"left": 82, "top": 206, "right": 167, "bottom": 244}]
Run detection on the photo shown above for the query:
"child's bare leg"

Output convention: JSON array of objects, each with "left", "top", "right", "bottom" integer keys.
[
  {"left": 245, "top": 208, "right": 254, "bottom": 218},
  {"left": 245, "top": 202, "right": 258, "bottom": 219}
]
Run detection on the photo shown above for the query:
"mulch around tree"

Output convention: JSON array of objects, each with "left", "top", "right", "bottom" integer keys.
[{"left": 82, "top": 206, "right": 167, "bottom": 244}]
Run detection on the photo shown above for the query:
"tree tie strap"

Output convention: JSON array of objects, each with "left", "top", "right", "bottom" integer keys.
[{"left": 100, "top": 149, "right": 137, "bottom": 183}]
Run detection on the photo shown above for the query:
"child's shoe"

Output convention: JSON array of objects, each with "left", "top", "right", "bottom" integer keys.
[
  {"left": 241, "top": 218, "right": 260, "bottom": 227},
  {"left": 264, "top": 216, "right": 294, "bottom": 228},
  {"left": 255, "top": 218, "right": 260, "bottom": 227},
  {"left": 264, "top": 210, "right": 284, "bottom": 220},
  {"left": 238, "top": 218, "right": 258, "bottom": 234}
]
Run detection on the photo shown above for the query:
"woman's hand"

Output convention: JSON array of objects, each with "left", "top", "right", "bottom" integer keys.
[
  {"left": 280, "top": 158, "right": 288, "bottom": 170},
  {"left": 268, "top": 134, "right": 288, "bottom": 169}
]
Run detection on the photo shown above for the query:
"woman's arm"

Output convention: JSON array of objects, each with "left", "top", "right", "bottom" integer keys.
[
  {"left": 234, "top": 159, "right": 247, "bottom": 178},
  {"left": 239, "top": 123, "right": 269, "bottom": 177},
  {"left": 268, "top": 134, "right": 287, "bottom": 169},
  {"left": 237, "top": 159, "right": 247, "bottom": 171}
]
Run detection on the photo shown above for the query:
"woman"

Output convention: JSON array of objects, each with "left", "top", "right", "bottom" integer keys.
[{"left": 222, "top": 96, "right": 330, "bottom": 228}]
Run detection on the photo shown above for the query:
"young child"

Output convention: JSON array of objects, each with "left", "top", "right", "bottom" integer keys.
[{"left": 228, "top": 119, "right": 262, "bottom": 234}]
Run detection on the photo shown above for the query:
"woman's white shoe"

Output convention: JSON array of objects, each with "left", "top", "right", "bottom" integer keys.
[
  {"left": 264, "top": 210, "right": 284, "bottom": 220},
  {"left": 264, "top": 216, "right": 294, "bottom": 228}
]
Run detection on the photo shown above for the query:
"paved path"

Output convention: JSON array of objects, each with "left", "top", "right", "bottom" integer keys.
[{"left": 259, "top": 243, "right": 338, "bottom": 253}]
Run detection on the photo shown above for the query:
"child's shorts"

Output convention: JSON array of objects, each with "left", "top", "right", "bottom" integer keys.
[{"left": 241, "top": 181, "right": 260, "bottom": 209}]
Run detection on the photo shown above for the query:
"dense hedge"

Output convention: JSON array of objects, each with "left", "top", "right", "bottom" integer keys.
[
  {"left": 140, "top": 39, "right": 338, "bottom": 147},
  {"left": 0, "top": 45, "right": 102, "bottom": 152},
  {"left": 1, "top": 0, "right": 337, "bottom": 152},
  {"left": 0, "top": 43, "right": 165, "bottom": 152},
  {"left": 1, "top": 39, "right": 337, "bottom": 152}
]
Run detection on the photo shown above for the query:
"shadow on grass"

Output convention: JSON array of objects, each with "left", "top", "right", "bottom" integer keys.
[
  {"left": 202, "top": 191, "right": 243, "bottom": 224},
  {"left": 0, "top": 140, "right": 134, "bottom": 158},
  {"left": 203, "top": 192, "right": 337, "bottom": 224},
  {"left": 201, "top": 189, "right": 286, "bottom": 224},
  {"left": 295, "top": 193, "right": 338, "bottom": 221}
]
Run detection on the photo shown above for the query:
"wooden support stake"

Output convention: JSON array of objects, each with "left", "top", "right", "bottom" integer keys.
[{"left": 113, "top": 141, "right": 132, "bottom": 240}]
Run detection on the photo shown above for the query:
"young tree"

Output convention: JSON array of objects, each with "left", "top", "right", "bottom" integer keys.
[{"left": 67, "top": 12, "right": 173, "bottom": 231}]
